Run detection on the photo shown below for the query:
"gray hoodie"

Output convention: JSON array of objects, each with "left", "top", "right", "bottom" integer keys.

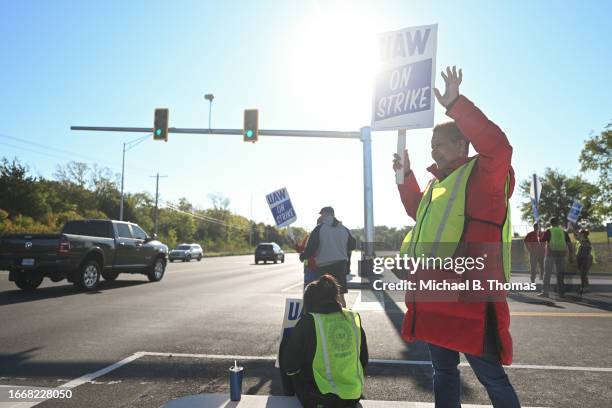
[{"left": 300, "top": 215, "right": 356, "bottom": 267}]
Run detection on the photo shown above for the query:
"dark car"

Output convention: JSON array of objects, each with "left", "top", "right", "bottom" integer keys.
[
  {"left": 255, "top": 242, "right": 284, "bottom": 264},
  {"left": 0, "top": 219, "right": 168, "bottom": 291},
  {"left": 169, "top": 243, "right": 203, "bottom": 262}
]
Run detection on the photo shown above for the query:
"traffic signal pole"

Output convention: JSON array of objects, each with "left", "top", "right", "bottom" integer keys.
[{"left": 71, "top": 125, "right": 376, "bottom": 260}]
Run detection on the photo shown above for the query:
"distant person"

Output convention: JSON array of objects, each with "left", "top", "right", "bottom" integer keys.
[
  {"left": 540, "top": 217, "right": 573, "bottom": 297},
  {"left": 280, "top": 274, "right": 368, "bottom": 408},
  {"left": 300, "top": 207, "right": 356, "bottom": 307},
  {"left": 524, "top": 223, "right": 545, "bottom": 283},
  {"left": 574, "top": 228, "right": 594, "bottom": 295}
]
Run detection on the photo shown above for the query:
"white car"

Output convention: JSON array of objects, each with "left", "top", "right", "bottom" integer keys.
[{"left": 169, "top": 243, "right": 203, "bottom": 262}]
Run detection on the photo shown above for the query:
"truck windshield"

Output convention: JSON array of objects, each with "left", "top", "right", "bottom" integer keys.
[{"left": 62, "top": 221, "right": 113, "bottom": 238}]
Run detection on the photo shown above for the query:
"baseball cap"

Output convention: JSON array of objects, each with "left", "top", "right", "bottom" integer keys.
[{"left": 319, "top": 206, "right": 334, "bottom": 216}]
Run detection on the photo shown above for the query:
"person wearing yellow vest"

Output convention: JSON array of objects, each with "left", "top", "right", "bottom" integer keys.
[
  {"left": 540, "top": 217, "right": 573, "bottom": 297},
  {"left": 280, "top": 275, "right": 368, "bottom": 408},
  {"left": 393, "top": 66, "right": 520, "bottom": 407}
]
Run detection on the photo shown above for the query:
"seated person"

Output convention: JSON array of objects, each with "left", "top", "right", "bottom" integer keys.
[{"left": 280, "top": 274, "right": 368, "bottom": 408}]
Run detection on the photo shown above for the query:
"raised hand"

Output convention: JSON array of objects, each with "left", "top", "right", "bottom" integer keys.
[
  {"left": 393, "top": 150, "right": 411, "bottom": 176},
  {"left": 434, "top": 66, "right": 462, "bottom": 108}
]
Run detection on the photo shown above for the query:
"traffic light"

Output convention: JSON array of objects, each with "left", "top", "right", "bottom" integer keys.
[
  {"left": 153, "top": 108, "right": 169, "bottom": 141},
  {"left": 243, "top": 109, "right": 258, "bottom": 142}
]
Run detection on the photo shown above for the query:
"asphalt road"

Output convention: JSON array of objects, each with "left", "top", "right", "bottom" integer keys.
[{"left": 1, "top": 254, "right": 611, "bottom": 407}]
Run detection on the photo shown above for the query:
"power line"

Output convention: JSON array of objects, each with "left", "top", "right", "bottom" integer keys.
[
  {"left": 0, "top": 140, "right": 80, "bottom": 164},
  {"left": 0, "top": 132, "right": 152, "bottom": 174},
  {"left": 164, "top": 203, "right": 252, "bottom": 232}
]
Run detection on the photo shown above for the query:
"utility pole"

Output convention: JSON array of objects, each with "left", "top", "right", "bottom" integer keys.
[
  {"left": 150, "top": 173, "right": 168, "bottom": 235},
  {"left": 120, "top": 133, "right": 151, "bottom": 220},
  {"left": 249, "top": 193, "right": 253, "bottom": 246}
]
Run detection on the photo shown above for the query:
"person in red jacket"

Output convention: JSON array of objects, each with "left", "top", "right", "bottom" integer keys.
[
  {"left": 524, "top": 223, "right": 545, "bottom": 282},
  {"left": 295, "top": 233, "right": 318, "bottom": 290},
  {"left": 393, "top": 66, "right": 520, "bottom": 407}
]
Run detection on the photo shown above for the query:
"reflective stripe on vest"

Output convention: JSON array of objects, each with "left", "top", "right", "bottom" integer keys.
[
  {"left": 549, "top": 227, "right": 566, "bottom": 252},
  {"left": 400, "top": 159, "right": 513, "bottom": 282},
  {"left": 311, "top": 310, "right": 364, "bottom": 400}
]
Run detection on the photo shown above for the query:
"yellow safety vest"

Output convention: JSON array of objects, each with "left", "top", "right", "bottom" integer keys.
[
  {"left": 311, "top": 310, "right": 364, "bottom": 400},
  {"left": 549, "top": 227, "right": 567, "bottom": 252},
  {"left": 399, "top": 158, "right": 512, "bottom": 282}
]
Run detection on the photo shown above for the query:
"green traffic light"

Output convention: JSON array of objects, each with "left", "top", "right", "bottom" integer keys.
[
  {"left": 246, "top": 130, "right": 253, "bottom": 138},
  {"left": 155, "top": 128, "right": 162, "bottom": 136}
]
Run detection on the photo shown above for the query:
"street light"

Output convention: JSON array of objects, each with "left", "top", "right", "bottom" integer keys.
[
  {"left": 204, "top": 94, "right": 214, "bottom": 131},
  {"left": 119, "top": 133, "right": 151, "bottom": 221}
]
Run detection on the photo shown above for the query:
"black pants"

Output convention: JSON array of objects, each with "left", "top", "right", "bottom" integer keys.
[
  {"left": 317, "top": 261, "right": 348, "bottom": 294},
  {"left": 577, "top": 256, "right": 593, "bottom": 292}
]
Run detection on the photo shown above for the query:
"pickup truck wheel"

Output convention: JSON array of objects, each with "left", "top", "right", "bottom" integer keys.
[
  {"left": 102, "top": 271, "right": 119, "bottom": 281},
  {"left": 197, "top": 255, "right": 202, "bottom": 261},
  {"left": 148, "top": 258, "right": 165, "bottom": 282},
  {"left": 76, "top": 260, "right": 100, "bottom": 291},
  {"left": 15, "top": 273, "right": 44, "bottom": 291}
]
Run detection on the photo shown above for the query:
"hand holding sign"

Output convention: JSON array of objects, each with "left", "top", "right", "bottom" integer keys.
[
  {"left": 393, "top": 150, "right": 411, "bottom": 177},
  {"left": 434, "top": 66, "right": 462, "bottom": 108}
]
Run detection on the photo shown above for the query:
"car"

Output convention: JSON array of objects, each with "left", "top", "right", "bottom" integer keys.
[
  {"left": 169, "top": 243, "right": 203, "bottom": 262},
  {"left": 255, "top": 242, "right": 284, "bottom": 264},
  {"left": 0, "top": 219, "right": 168, "bottom": 291}
]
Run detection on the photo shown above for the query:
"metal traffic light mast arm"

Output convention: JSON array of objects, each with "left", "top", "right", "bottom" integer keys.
[{"left": 70, "top": 126, "right": 361, "bottom": 139}]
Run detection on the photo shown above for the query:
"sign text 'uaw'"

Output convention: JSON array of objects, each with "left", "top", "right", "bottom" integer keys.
[
  {"left": 371, "top": 24, "right": 438, "bottom": 131},
  {"left": 265, "top": 187, "right": 297, "bottom": 228}
]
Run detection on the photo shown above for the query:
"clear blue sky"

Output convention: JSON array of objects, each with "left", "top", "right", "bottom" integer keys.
[{"left": 1, "top": 0, "right": 610, "bottom": 233}]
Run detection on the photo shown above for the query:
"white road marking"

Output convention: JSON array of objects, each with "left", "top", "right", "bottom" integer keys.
[
  {"left": 352, "top": 291, "right": 385, "bottom": 311},
  {"left": 139, "top": 352, "right": 612, "bottom": 373},
  {"left": 369, "top": 358, "right": 612, "bottom": 372},
  {"left": 281, "top": 281, "right": 303, "bottom": 292},
  {"left": 60, "top": 351, "right": 145, "bottom": 389},
  {"left": 140, "top": 351, "right": 276, "bottom": 360}
]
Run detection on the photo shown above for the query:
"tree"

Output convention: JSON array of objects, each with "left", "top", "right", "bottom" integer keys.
[
  {"left": 54, "top": 161, "right": 89, "bottom": 187},
  {"left": 0, "top": 158, "right": 49, "bottom": 220},
  {"left": 579, "top": 122, "right": 611, "bottom": 219},
  {"left": 519, "top": 168, "right": 601, "bottom": 229}
]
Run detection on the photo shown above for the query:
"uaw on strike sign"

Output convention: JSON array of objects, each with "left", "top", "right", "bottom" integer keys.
[
  {"left": 372, "top": 24, "right": 438, "bottom": 130},
  {"left": 266, "top": 187, "right": 296, "bottom": 228}
]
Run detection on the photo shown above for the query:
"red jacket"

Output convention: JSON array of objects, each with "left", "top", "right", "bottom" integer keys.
[
  {"left": 397, "top": 95, "right": 515, "bottom": 365},
  {"left": 295, "top": 236, "right": 317, "bottom": 270},
  {"left": 524, "top": 230, "right": 544, "bottom": 256}
]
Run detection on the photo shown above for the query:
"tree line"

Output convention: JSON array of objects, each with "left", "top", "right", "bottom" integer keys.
[{"left": 0, "top": 158, "right": 308, "bottom": 252}]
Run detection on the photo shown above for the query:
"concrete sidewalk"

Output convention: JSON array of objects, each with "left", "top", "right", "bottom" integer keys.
[{"left": 161, "top": 393, "right": 546, "bottom": 407}]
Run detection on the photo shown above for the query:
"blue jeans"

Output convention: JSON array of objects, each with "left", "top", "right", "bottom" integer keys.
[
  {"left": 303, "top": 267, "right": 319, "bottom": 289},
  {"left": 427, "top": 341, "right": 520, "bottom": 408}
]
